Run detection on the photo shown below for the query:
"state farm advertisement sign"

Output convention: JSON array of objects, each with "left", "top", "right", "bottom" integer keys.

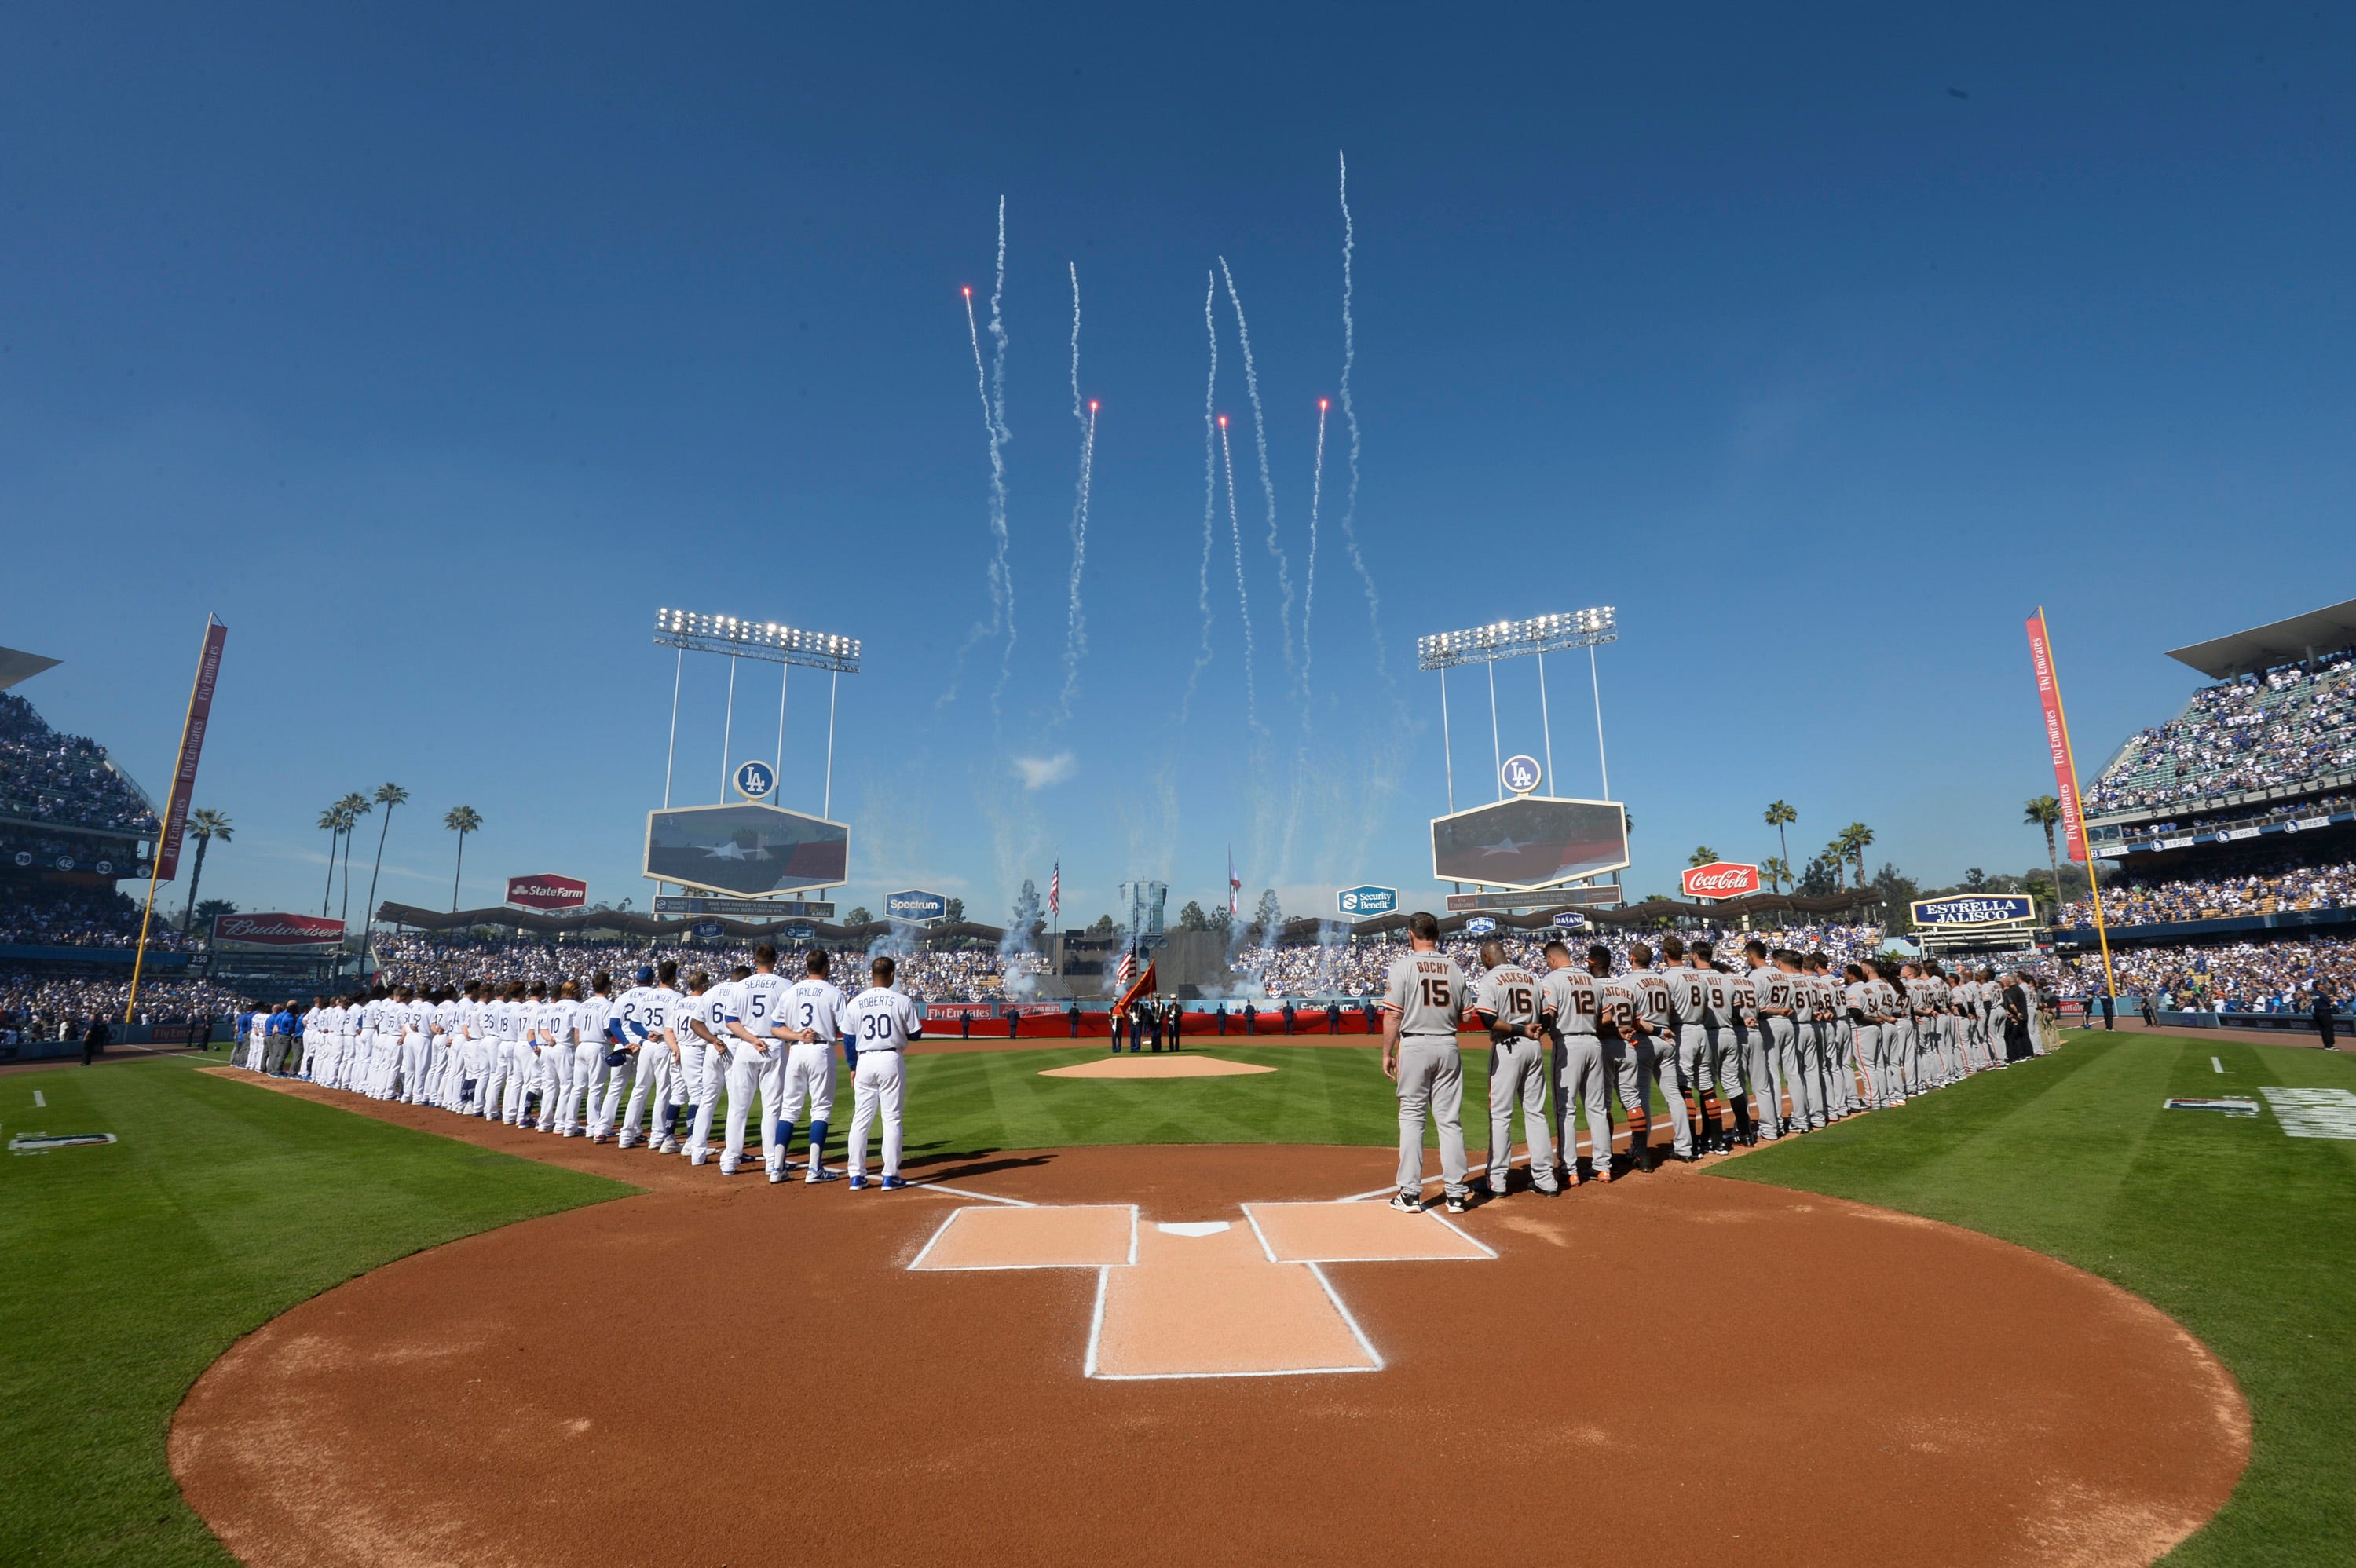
[
  {"left": 507, "top": 873, "right": 587, "bottom": 911},
  {"left": 212, "top": 912, "right": 346, "bottom": 949},
  {"left": 1681, "top": 861, "right": 1762, "bottom": 900}
]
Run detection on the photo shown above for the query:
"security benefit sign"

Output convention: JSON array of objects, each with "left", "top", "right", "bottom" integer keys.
[
  {"left": 1337, "top": 884, "right": 1398, "bottom": 918},
  {"left": 1432, "top": 798, "right": 1630, "bottom": 892},
  {"left": 1911, "top": 894, "right": 2036, "bottom": 927},
  {"left": 644, "top": 802, "right": 849, "bottom": 897}
]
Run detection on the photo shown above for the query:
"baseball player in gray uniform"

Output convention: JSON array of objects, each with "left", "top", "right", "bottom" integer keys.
[
  {"left": 1539, "top": 941, "right": 1615, "bottom": 1182},
  {"left": 1472, "top": 941, "right": 1556, "bottom": 1198},
  {"left": 1660, "top": 939, "right": 1721, "bottom": 1153},
  {"left": 1749, "top": 942, "right": 1820, "bottom": 1133},
  {"left": 1378, "top": 911, "right": 1471, "bottom": 1213},
  {"left": 1619, "top": 944, "right": 1694, "bottom": 1165}
]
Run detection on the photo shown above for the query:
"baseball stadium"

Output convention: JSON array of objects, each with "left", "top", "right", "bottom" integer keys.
[{"left": 9, "top": 14, "right": 2356, "bottom": 1568}]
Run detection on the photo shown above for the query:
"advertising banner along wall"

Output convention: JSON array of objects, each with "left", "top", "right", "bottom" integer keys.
[
  {"left": 212, "top": 912, "right": 345, "bottom": 949},
  {"left": 506, "top": 874, "right": 587, "bottom": 911}
]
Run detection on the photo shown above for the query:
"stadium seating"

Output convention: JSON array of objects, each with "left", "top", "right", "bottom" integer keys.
[{"left": 2086, "top": 649, "right": 2356, "bottom": 813}]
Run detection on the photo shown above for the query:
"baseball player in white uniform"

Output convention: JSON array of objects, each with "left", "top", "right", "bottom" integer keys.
[
  {"left": 618, "top": 963, "right": 682, "bottom": 1151},
  {"left": 1471, "top": 941, "right": 1556, "bottom": 1197},
  {"left": 779, "top": 950, "right": 847, "bottom": 1182},
  {"left": 534, "top": 981, "right": 580, "bottom": 1133},
  {"left": 842, "top": 954, "right": 923, "bottom": 1190},
  {"left": 725, "top": 947, "right": 794, "bottom": 1179},
  {"left": 565, "top": 974, "right": 616, "bottom": 1137},
  {"left": 1377, "top": 911, "right": 1470, "bottom": 1214}
]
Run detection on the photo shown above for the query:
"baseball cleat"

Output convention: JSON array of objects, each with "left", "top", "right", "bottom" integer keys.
[
  {"left": 880, "top": 1176, "right": 909, "bottom": 1190},
  {"left": 659, "top": 1138, "right": 681, "bottom": 1154},
  {"left": 719, "top": 1162, "right": 739, "bottom": 1176},
  {"left": 1443, "top": 1193, "right": 1468, "bottom": 1215},
  {"left": 847, "top": 1175, "right": 869, "bottom": 1190},
  {"left": 1387, "top": 1193, "right": 1422, "bottom": 1213},
  {"left": 805, "top": 1168, "right": 837, "bottom": 1183},
  {"left": 1484, "top": 1180, "right": 1508, "bottom": 1201},
  {"left": 766, "top": 1168, "right": 786, "bottom": 1185}
]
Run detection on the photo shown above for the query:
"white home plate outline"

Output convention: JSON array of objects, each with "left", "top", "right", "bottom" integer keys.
[{"left": 907, "top": 1195, "right": 1496, "bottom": 1380}]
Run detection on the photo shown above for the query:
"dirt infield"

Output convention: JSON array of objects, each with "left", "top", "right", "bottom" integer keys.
[{"left": 171, "top": 1079, "right": 2248, "bottom": 1566}]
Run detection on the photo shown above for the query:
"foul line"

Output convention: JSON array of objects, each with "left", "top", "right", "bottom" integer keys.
[
  {"left": 2212, "top": 1057, "right": 2226, "bottom": 1074},
  {"left": 909, "top": 1179, "right": 1034, "bottom": 1207}
]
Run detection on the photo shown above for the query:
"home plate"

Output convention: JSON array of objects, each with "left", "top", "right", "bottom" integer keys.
[{"left": 1038, "top": 1056, "right": 1276, "bottom": 1080}]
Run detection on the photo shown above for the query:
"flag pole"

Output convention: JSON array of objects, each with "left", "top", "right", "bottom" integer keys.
[{"left": 2036, "top": 607, "right": 2119, "bottom": 1007}]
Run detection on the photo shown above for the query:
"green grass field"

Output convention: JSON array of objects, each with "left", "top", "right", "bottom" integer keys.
[{"left": 3, "top": 1035, "right": 2350, "bottom": 1565}]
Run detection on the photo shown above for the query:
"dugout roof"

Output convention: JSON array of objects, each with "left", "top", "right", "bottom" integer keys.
[{"left": 2166, "top": 596, "right": 2356, "bottom": 680}]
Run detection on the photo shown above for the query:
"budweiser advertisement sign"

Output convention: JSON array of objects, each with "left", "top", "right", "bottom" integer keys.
[
  {"left": 506, "top": 873, "right": 587, "bottom": 911},
  {"left": 1681, "top": 861, "right": 1762, "bottom": 900},
  {"left": 212, "top": 912, "right": 345, "bottom": 949}
]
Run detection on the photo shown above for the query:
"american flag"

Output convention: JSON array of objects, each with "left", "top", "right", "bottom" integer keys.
[
  {"left": 1048, "top": 861, "right": 1060, "bottom": 917},
  {"left": 1116, "top": 948, "right": 1138, "bottom": 986}
]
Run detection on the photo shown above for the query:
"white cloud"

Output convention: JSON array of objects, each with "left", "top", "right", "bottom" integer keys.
[{"left": 1011, "top": 751, "right": 1077, "bottom": 791}]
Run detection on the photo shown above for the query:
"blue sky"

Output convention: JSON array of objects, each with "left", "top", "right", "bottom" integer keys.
[{"left": 8, "top": 3, "right": 2356, "bottom": 927}]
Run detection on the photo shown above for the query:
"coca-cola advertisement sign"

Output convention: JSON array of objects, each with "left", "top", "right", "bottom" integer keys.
[
  {"left": 506, "top": 873, "right": 587, "bottom": 911},
  {"left": 212, "top": 912, "right": 346, "bottom": 949},
  {"left": 1680, "top": 861, "right": 1762, "bottom": 900}
]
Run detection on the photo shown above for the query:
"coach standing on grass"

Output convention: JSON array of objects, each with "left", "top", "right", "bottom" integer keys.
[
  {"left": 1379, "top": 911, "right": 1471, "bottom": 1215},
  {"left": 2315, "top": 982, "right": 2340, "bottom": 1051}
]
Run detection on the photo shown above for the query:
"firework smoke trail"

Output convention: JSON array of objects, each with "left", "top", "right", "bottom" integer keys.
[
  {"left": 1218, "top": 413, "right": 1260, "bottom": 733},
  {"left": 1217, "top": 257, "right": 1297, "bottom": 698},
  {"left": 1056, "top": 263, "right": 1096, "bottom": 725},
  {"left": 1335, "top": 152, "right": 1388, "bottom": 688},
  {"left": 986, "top": 198, "right": 1016, "bottom": 715},
  {"left": 941, "top": 279, "right": 1008, "bottom": 708},
  {"left": 1181, "top": 272, "right": 1219, "bottom": 722},
  {"left": 1305, "top": 397, "right": 1327, "bottom": 698}
]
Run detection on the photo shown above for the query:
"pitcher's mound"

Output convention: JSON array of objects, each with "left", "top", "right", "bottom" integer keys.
[{"left": 1041, "top": 1055, "right": 1276, "bottom": 1080}]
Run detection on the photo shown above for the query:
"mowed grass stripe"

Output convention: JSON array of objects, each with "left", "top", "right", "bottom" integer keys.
[
  {"left": 0, "top": 1058, "right": 631, "bottom": 1568},
  {"left": 1719, "top": 1032, "right": 2356, "bottom": 1565}
]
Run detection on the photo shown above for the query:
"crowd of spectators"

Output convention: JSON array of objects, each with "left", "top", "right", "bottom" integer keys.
[
  {"left": 1230, "top": 922, "right": 1890, "bottom": 999},
  {"left": 0, "top": 693, "right": 160, "bottom": 835},
  {"left": 2045, "top": 938, "right": 2356, "bottom": 1014},
  {"left": 2106, "top": 792, "right": 2355, "bottom": 851},
  {"left": 0, "top": 884, "right": 194, "bottom": 949},
  {"left": 2060, "top": 846, "right": 2356, "bottom": 928},
  {"left": 0, "top": 974, "right": 246, "bottom": 1040},
  {"left": 368, "top": 931, "right": 1033, "bottom": 1001},
  {"left": 2086, "top": 649, "right": 2356, "bottom": 814}
]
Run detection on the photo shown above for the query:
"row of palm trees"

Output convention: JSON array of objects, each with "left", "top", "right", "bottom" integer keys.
[
  {"left": 1688, "top": 803, "right": 1877, "bottom": 894},
  {"left": 316, "top": 784, "right": 485, "bottom": 932}
]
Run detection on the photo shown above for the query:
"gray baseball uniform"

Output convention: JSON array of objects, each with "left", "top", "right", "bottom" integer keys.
[
  {"left": 1473, "top": 962, "right": 1555, "bottom": 1193},
  {"left": 1382, "top": 950, "right": 1469, "bottom": 1201},
  {"left": 1754, "top": 963, "right": 1820, "bottom": 1131},
  {"left": 1541, "top": 965, "right": 1612, "bottom": 1176},
  {"left": 1621, "top": 970, "right": 1694, "bottom": 1160}
]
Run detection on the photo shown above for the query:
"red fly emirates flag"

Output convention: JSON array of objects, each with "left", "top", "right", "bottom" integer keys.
[
  {"left": 154, "top": 619, "right": 229, "bottom": 882},
  {"left": 2025, "top": 614, "right": 2090, "bottom": 863}
]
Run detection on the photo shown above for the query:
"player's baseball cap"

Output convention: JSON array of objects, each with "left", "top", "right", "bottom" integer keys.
[{"left": 635, "top": 965, "right": 655, "bottom": 985}]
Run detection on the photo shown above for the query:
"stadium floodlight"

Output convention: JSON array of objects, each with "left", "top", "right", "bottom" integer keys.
[
  {"left": 1416, "top": 607, "right": 1615, "bottom": 671},
  {"left": 653, "top": 609, "right": 861, "bottom": 674},
  {"left": 1418, "top": 605, "right": 1621, "bottom": 828}
]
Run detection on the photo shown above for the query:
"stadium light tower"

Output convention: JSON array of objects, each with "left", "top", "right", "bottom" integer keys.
[
  {"left": 653, "top": 609, "right": 862, "bottom": 820},
  {"left": 1417, "top": 608, "right": 1616, "bottom": 811}
]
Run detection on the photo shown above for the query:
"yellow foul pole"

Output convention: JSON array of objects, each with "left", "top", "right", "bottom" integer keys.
[
  {"left": 2036, "top": 608, "right": 2118, "bottom": 1006},
  {"left": 126, "top": 616, "right": 226, "bottom": 1026}
]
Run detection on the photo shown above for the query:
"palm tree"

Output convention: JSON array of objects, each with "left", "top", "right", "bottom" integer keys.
[
  {"left": 1762, "top": 855, "right": 1791, "bottom": 894},
  {"left": 1840, "top": 822, "right": 1874, "bottom": 890},
  {"left": 317, "top": 806, "right": 344, "bottom": 916},
  {"left": 2024, "top": 795, "right": 2065, "bottom": 921},
  {"left": 179, "top": 808, "right": 232, "bottom": 934},
  {"left": 1688, "top": 845, "right": 1721, "bottom": 868},
  {"left": 1765, "top": 800, "right": 1796, "bottom": 874},
  {"left": 1820, "top": 839, "right": 1848, "bottom": 890},
  {"left": 443, "top": 805, "right": 482, "bottom": 912},
  {"left": 358, "top": 782, "right": 408, "bottom": 935},
  {"left": 336, "top": 791, "right": 371, "bottom": 934}
]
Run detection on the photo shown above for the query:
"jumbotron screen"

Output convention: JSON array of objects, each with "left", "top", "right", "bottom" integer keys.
[
  {"left": 1430, "top": 797, "right": 1629, "bottom": 891},
  {"left": 643, "top": 803, "right": 848, "bottom": 896}
]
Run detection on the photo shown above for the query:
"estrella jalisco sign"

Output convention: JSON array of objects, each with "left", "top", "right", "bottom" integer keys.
[{"left": 1910, "top": 894, "right": 2036, "bottom": 927}]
